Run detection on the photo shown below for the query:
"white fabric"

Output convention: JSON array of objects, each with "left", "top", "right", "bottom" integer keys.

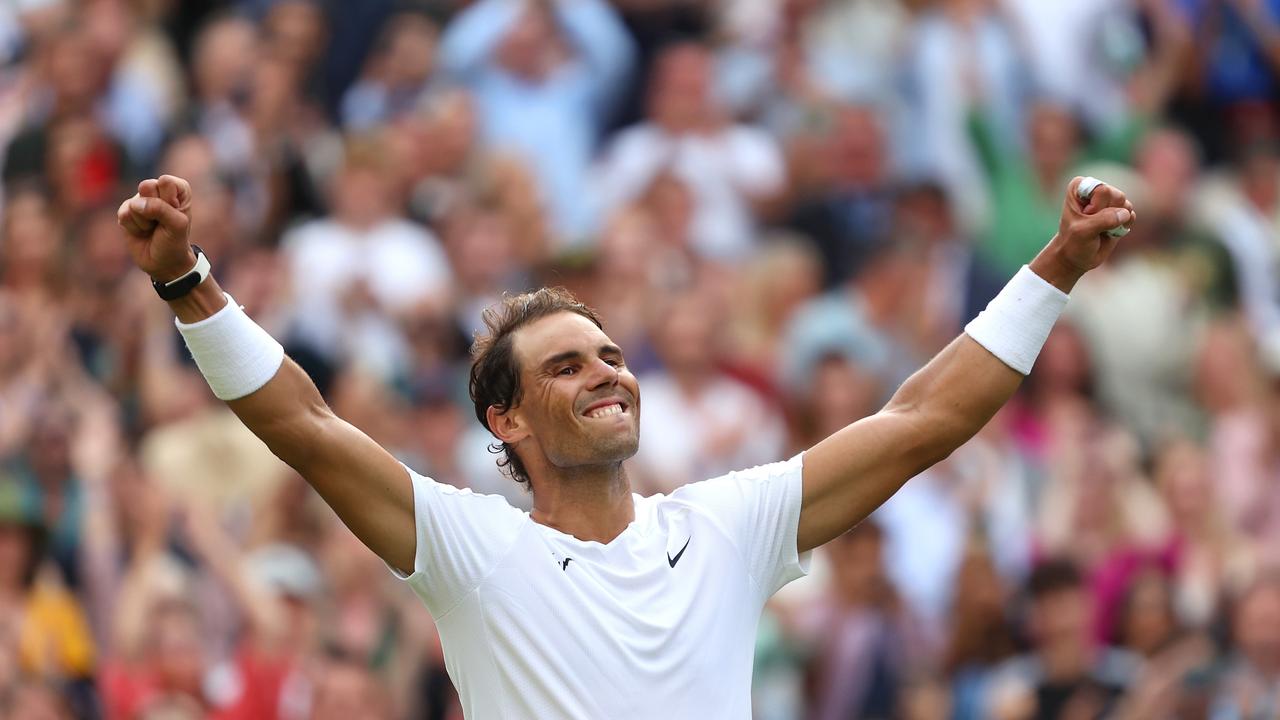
[
  {"left": 999, "top": 0, "right": 1128, "bottom": 129},
  {"left": 964, "top": 265, "right": 1069, "bottom": 375},
  {"left": 634, "top": 372, "right": 786, "bottom": 494},
  {"left": 282, "top": 218, "right": 451, "bottom": 374},
  {"left": 594, "top": 124, "right": 785, "bottom": 261},
  {"left": 175, "top": 293, "right": 285, "bottom": 401},
  {"left": 395, "top": 455, "right": 811, "bottom": 719}
]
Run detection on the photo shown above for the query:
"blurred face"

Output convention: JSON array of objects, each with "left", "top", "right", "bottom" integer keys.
[
  {"left": 1028, "top": 104, "right": 1080, "bottom": 180},
  {"left": 386, "top": 16, "right": 437, "bottom": 86},
  {"left": 1236, "top": 584, "right": 1280, "bottom": 674},
  {"left": 1122, "top": 571, "right": 1174, "bottom": 656},
  {"left": 193, "top": 18, "right": 258, "bottom": 101},
  {"left": 82, "top": 207, "right": 132, "bottom": 285},
  {"left": 827, "top": 527, "right": 885, "bottom": 604},
  {"left": 827, "top": 107, "right": 886, "bottom": 188},
  {"left": 1031, "top": 587, "right": 1090, "bottom": 649},
  {"left": 44, "top": 30, "right": 100, "bottom": 111},
  {"left": 649, "top": 46, "right": 714, "bottom": 131},
  {"left": 150, "top": 607, "right": 205, "bottom": 692},
  {"left": 332, "top": 166, "right": 394, "bottom": 228},
  {"left": 264, "top": 0, "right": 326, "bottom": 68},
  {"left": 0, "top": 525, "right": 32, "bottom": 591},
  {"left": 654, "top": 294, "right": 720, "bottom": 374},
  {"left": 895, "top": 187, "right": 953, "bottom": 245},
  {"left": 446, "top": 210, "right": 514, "bottom": 291},
  {"left": 1137, "top": 130, "right": 1197, "bottom": 218},
  {"left": 1034, "top": 324, "right": 1092, "bottom": 397},
  {"left": 310, "top": 662, "right": 388, "bottom": 720},
  {"left": 807, "top": 356, "right": 878, "bottom": 439},
  {"left": 1157, "top": 441, "right": 1211, "bottom": 524},
  {"left": 497, "top": 6, "right": 556, "bottom": 80},
  {"left": 1, "top": 192, "right": 60, "bottom": 286},
  {"left": 505, "top": 313, "right": 641, "bottom": 478},
  {"left": 1241, "top": 149, "right": 1280, "bottom": 212}
]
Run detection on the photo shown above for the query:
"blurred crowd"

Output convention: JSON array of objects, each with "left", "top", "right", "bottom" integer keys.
[{"left": 6, "top": 0, "right": 1280, "bottom": 717}]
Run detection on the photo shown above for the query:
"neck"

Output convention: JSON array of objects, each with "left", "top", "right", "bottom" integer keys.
[{"left": 529, "top": 463, "right": 634, "bottom": 544}]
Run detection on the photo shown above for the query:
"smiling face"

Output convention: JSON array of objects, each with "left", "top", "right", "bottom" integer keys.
[{"left": 496, "top": 312, "right": 641, "bottom": 481}]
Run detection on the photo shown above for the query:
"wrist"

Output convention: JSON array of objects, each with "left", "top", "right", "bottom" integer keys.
[
  {"left": 168, "top": 276, "right": 227, "bottom": 323},
  {"left": 150, "top": 249, "right": 199, "bottom": 284},
  {"left": 1029, "top": 244, "right": 1085, "bottom": 294}
]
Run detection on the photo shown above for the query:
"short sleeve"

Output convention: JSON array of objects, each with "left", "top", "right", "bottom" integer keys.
[
  {"left": 672, "top": 454, "right": 811, "bottom": 600},
  {"left": 393, "top": 466, "right": 528, "bottom": 618}
]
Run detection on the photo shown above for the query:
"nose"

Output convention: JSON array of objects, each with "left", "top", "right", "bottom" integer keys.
[{"left": 584, "top": 357, "right": 619, "bottom": 391}]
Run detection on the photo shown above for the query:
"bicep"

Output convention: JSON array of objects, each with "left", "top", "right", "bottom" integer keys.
[
  {"left": 302, "top": 418, "right": 417, "bottom": 574},
  {"left": 798, "top": 409, "right": 934, "bottom": 553},
  {"left": 227, "top": 359, "right": 416, "bottom": 573},
  {"left": 797, "top": 335, "right": 1022, "bottom": 552}
]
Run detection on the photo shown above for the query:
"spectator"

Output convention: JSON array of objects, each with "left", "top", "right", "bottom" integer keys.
[
  {"left": 440, "top": 0, "right": 635, "bottom": 242},
  {"left": 596, "top": 42, "right": 786, "bottom": 262},
  {"left": 1209, "top": 574, "right": 1280, "bottom": 717},
  {"left": 988, "top": 559, "right": 1141, "bottom": 720},
  {"left": 342, "top": 11, "right": 441, "bottom": 131},
  {"left": 782, "top": 104, "right": 896, "bottom": 286},
  {"left": 634, "top": 286, "right": 786, "bottom": 493},
  {"left": 282, "top": 137, "right": 451, "bottom": 381}
]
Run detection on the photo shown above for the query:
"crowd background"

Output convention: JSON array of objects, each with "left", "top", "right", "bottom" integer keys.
[{"left": 6, "top": 0, "right": 1280, "bottom": 717}]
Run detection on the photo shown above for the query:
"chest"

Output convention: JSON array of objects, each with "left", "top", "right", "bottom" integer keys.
[{"left": 466, "top": 513, "right": 759, "bottom": 666}]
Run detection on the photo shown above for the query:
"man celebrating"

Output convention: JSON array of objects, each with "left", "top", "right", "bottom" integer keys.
[{"left": 118, "top": 174, "right": 1133, "bottom": 718}]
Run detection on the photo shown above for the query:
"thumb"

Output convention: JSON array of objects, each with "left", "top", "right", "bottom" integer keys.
[
  {"left": 1073, "top": 206, "right": 1133, "bottom": 239},
  {"left": 128, "top": 196, "right": 190, "bottom": 235}
]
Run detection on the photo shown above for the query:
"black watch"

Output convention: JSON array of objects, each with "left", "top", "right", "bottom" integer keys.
[{"left": 152, "top": 245, "right": 211, "bottom": 301}]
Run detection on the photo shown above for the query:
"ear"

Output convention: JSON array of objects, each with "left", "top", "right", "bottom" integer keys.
[{"left": 487, "top": 405, "right": 530, "bottom": 446}]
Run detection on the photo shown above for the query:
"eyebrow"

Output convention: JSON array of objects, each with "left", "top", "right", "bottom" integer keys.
[{"left": 540, "top": 344, "right": 624, "bottom": 370}]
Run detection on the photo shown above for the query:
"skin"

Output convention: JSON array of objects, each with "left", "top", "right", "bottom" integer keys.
[{"left": 118, "top": 174, "right": 1134, "bottom": 572}]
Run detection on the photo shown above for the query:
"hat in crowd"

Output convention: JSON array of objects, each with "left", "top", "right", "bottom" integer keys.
[
  {"left": 780, "top": 295, "right": 892, "bottom": 395},
  {"left": 245, "top": 543, "right": 324, "bottom": 601}
]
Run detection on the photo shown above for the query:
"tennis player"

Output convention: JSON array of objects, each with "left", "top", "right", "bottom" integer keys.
[{"left": 118, "top": 174, "right": 1133, "bottom": 718}]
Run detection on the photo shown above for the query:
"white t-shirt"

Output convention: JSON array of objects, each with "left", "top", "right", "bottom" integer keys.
[{"left": 395, "top": 455, "right": 811, "bottom": 719}]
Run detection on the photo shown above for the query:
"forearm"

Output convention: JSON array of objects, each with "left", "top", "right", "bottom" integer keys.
[
  {"left": 169, "top": 275, "right": 415, "bottom": 570},
  {"left": 884, "top": 335, "right": 1023, "bottom": 460},
  {"left": 554, "top": 0, "right": 635, "bottom": 94}
]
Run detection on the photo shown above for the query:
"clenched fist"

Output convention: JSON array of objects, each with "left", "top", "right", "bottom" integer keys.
[
  {"left": 117, "top": 175, "right": 196, "bottom": 283},
  {"left": 1029, "top": 176, "right": 1137, "bottom": 292}
]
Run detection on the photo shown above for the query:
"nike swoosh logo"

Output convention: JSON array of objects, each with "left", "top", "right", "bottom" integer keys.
[{"left": 667, "top": 538, "right": 690, "bottom": 568}]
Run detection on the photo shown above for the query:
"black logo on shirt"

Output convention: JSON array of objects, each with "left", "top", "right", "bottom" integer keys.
[
  {"left": 667, "top": 537, "right": 690, "bottom": 568},
  {"left": 561, "top": 558, "right": 573, "bottom": 571}
]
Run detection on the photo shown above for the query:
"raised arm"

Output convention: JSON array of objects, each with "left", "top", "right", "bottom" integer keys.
[
  {"left": 797, "top": 178, "right": 1136, "bottom": 553},
  {"left": 116, "top": 176, "right": 416, "bottom": 573}
]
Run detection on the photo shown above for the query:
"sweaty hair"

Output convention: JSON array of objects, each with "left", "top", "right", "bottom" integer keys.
[{"left": 469, "top": 287, "right": 603, "bottom": 487}]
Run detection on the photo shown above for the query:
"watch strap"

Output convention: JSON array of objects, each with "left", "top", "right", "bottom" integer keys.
[{"left": 152, "top": 245, "right": 210, "bottom": 301}]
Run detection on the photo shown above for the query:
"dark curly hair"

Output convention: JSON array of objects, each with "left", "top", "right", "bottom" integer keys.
[{"left": 469, "top": 287, "right": 603, "bottom": 487}]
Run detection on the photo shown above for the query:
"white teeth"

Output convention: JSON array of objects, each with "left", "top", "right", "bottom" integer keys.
[{"left": 587, "top": 403, "right": 623, "bottom": 418}]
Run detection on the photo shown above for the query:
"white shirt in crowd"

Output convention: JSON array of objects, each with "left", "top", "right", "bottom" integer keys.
[
  {"left": 282, "top": 218, "right": 451, "bottom": 375},
  {"left": 394, "top": 455, "right": 811, "bottom": 719},
  {"left": 594, "top": 124, "right": 786, "bottom": 262},
  {"left": 635, "top": 372, "right": 787, "bottom": 494}
]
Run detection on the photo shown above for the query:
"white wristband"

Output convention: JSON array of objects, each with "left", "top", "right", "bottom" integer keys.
[
  {"left": 964, "top": 266, "right": 1069, "bottom": 375},
  {"left": 175, "top": 293, "right": 285, "bottom": 401}
]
